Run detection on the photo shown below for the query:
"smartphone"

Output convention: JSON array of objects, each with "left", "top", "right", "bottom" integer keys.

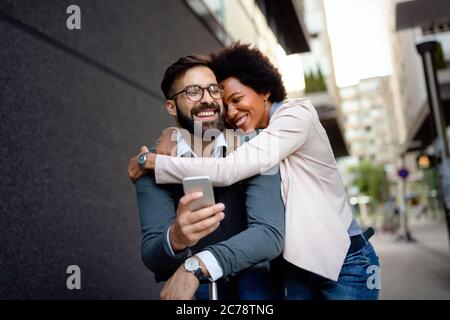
[{"left": 182, "top": 176, "right": 216, "bottom": 211}]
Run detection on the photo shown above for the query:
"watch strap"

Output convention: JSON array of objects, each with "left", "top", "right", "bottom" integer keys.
[
  {"left": 185, "top": 257, "right": 207, "bottom": 281},
  {"left": 138, "top": 152, "right": 150, "bottom": 170}
]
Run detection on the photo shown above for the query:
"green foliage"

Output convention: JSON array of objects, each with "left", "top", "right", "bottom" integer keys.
[
  {"left": 435, "top": 42, "right": 447, "bottom": 70},
  {"left": 305, "top": 65, "right": 327, "bottom": 93},
  {"left": 423, "top": 167, "right": 439, "bottom": 191},
  {"left": 348, "top": 160, "right": 390, "bottom": 203}
]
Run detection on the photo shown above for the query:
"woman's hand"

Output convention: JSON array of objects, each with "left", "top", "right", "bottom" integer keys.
[
  {"left": 156, "top": 127, "right": 177, "bottom": 156},
  {"left": 128, "top": 146, "right": 157, "bottom": 183},
  {"left": 128, "top": 127, "right": 176, "bottom": 184}
]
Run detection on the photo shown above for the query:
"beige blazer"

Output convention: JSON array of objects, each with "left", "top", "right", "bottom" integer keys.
[{"left": 155, "top": 98, "right": 353, "bottom": 281}]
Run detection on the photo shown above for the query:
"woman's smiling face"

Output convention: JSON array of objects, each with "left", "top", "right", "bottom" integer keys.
[{"left": 221, "top": 77, "right": 270, "bottom": 132}]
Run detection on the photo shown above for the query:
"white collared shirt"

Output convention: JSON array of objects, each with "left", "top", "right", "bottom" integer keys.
[{"left": 175, "top": 129, "right": 228, "bottom": 158}]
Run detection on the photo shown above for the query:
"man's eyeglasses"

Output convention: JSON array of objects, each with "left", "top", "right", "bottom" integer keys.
[{"left": 169, "top": 84, "right": 224, "bottom": 102}]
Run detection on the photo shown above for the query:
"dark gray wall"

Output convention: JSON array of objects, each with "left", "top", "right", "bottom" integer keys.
[{"left": 0, "top": 0, "right": 222, "bottom": 299}]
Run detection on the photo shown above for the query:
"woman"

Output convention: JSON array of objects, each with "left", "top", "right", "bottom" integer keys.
[{"left": 133, "top": 43, "right": 380, "bottom": 299}]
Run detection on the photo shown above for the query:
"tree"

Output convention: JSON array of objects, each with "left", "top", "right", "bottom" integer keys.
[
  {"left": 435, "top": 42, "right": 447, "bottom": 70},
  {"left": 348, "top": 160, "right": 390, "bottom": 204},
  {"left": 304, "top": 65, "right": 327, "bottom": 93}
]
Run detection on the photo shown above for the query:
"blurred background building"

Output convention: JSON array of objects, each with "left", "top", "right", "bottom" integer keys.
[
  {"left": 1, "top": 0, "right": 449, "bottom": 299},
  {"left": 339, "top": 76, "right": 397, "bottom": 166}
]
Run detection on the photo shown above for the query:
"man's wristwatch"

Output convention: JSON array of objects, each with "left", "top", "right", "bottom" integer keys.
[
  {"left": 184, "top": 257, "right": 205, "bottom": 281},
  {"left": 138, "top": 152, "right": 150, "bottom": 170}
]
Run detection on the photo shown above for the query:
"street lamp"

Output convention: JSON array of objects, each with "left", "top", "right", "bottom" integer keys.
[
  {"left": 416, "top": 40, "right": 450, "bottom": 245},
  {"left": 383, "top": 140, "right": 421, "bottom": 242},
  {"left": 396, "top": 162, "right": 415, "bottom": 242}
]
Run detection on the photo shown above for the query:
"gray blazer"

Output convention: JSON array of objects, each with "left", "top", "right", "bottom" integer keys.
[{"left": 135, "top": 168, "right": 285, "bottom": 280}]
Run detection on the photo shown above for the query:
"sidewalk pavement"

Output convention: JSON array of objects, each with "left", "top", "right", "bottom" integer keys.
[{"left": 371, "top": 217, "right": 450, "bottom": 299}]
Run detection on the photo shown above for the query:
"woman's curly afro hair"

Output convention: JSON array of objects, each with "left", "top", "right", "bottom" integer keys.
[{"left": 210, "top": 42, "right": 287, "bottom": 103}]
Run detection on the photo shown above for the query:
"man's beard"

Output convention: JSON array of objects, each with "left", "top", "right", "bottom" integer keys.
[{"left": 176, "top": 101, "right": 225, "bottom": 136}]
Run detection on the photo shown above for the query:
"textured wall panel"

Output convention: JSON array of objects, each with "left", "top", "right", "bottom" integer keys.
[{"left": 0, "top": 0, "right": 222, "bottom": 299}]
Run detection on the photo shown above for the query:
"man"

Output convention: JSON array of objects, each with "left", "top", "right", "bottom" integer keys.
[{"left": 129, "top": 55, "right": 285, "bottom": 299}]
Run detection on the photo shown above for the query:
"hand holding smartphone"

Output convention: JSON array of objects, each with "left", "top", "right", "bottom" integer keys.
[{"left": 182, "top": 176, "right": 215, "bottom": 211}]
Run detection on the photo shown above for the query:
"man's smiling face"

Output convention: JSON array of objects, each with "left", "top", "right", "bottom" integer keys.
[{"left": 171, "top": 66, "right": 225, "bottom": 135}]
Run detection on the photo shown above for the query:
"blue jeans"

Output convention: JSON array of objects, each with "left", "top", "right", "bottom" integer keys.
[
  {"left": 195, "top": 265, "right": 283, "bottom": 300},
  {"left": 284, "top": 242, "right": 380, "bottom": 300}
]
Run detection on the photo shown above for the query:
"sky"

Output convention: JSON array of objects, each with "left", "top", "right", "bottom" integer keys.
[
  {"left": 276, "top": 45, "right": 306, "bottom": 93},
  {"left": 323, "top": 0, "right": 393, "bottom": 87}
]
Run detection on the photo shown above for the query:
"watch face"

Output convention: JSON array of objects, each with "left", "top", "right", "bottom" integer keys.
[{"left": 184, "top": 257, "right": 199, "bottom": 271}]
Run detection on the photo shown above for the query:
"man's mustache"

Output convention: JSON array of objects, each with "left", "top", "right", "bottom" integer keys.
[{"left": 190, "top": 102, "right": 221, "bottom": 117}]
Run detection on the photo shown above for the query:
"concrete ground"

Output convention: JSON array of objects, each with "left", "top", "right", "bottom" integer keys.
[{"left": 371, "top": 216, "right": 450, "bottom": 299}]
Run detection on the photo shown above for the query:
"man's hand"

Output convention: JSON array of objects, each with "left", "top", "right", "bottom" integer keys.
[
  {"left": 170, "top": 192, "right": 225, "bottom": 251},
  {"left": 128, "top": 146, "right": 156, "bottom": 183},
  {"left": 160, "top": 261, "right": 204, "bottom": 300},
  {"left": 156, "top": 127, "right": 177, "bottom": 156}
]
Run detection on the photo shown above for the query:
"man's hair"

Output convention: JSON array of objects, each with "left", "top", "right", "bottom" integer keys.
[
  {"left": 210, "top": 43, "right": 287, "bottom": 103},
  {"left": 160, "top": 55, "right": 212, "bottom": 99}
]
